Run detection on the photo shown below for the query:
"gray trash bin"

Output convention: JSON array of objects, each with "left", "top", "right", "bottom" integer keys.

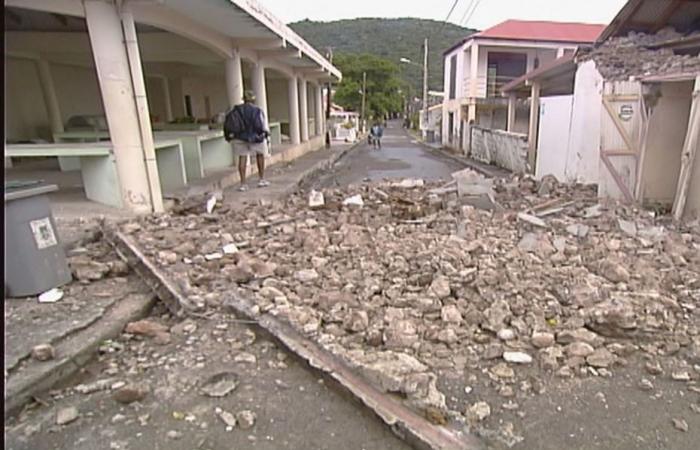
[{"left": 4, "top": 181, "right": 72, "bottom": 297}]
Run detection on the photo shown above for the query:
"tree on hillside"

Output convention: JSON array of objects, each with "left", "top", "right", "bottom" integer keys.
[{"left": 332, "top": 53, "right": 405, "bottom": 120}]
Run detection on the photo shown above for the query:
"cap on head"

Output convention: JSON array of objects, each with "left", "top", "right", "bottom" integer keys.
[{"left": 243, "top": 90, "right": 256, "bottom": 103}]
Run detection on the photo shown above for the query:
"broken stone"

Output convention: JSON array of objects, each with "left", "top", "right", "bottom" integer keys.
[
  {"left": 503, "top": 351, "right": 533, "bottom": 364},
  {"left": 491, "top": 362, "right": 515, "bottom": 379},
  {"left": 236, "top": 410, "right": 256, "bottom": 429},
  {"left": 566, "top": 342, "right": 595, "bottom": 357},
  {"left": 440, "top": 304, "right": 462, "bottom": 323},
  {"left": 112, "top": 383, "right": 149, "bottom": 404},
  {"left": 466, "top": 401, "right": 491, "bottom": 423},
  {"left": 518, "top": 232, "right": 555, "bottom": 254},
  {"left": 672, "top": 418, "right": 689, "bottom": 432},
  {"left": 617, "top": 219, "right": 637, "bottom": 236},
  {"left": 517, "top": 212, "right": 547, "bottom": 228},
  {"left": 166, "top": 430, "right": 182, "bottom": 440},
  {"left": 586, "top": 348, "right": 615, "bottom": 368},
  {"left": 294, "top": 269, "right": 319, "bottom": 283},
  {"left": 483, "top": 343, "right": 504, "bottom": 360},
  {"left": 32, "top": 343, "right": 55, "bottom": 361},
  {"left": 215, "top": 408, "right": 237, "bottom": 429},
  {"left": 344, "top": 310, "right": 369, "bottom": 332},
  {"left": 200, "top": 372, "right": 239, "bottom": 397},
  {"left": 424, "top": 406, "right": 448, "bottom": 425},
  {"left": 497, "top": 328, "right": 516, "bottom": 341},
  {"left": 56, "top": 407, "right": 79, "bottom": 425},
  {"left": 308, "top": 190, "right": 325, "bottom": 208},
  {"left": 598, "top": 258, "right": 630, "bottom": 283},
  {"left": 639, "top": 379, "right": 654, "bottom": 391},
  {"left": 531, "top": 331, "right": 555, "bottom": 348},
  {"left": 430, "top": 276, "right": 451, "bottom": 299},
  {"left": 342, "top": 194, "right": 364, "bottom": 206},
  {"left": 672, "top": 371, "right": 691, "bottom": 382},
  {"left": 566, "top": 223, "right": 590, "bottom": 238},
  {"left": 125, "top": 319, "right": 168, "bottom": 337},
  {"left": 156, "top": 251, "right": 178, "bottom": 265}
]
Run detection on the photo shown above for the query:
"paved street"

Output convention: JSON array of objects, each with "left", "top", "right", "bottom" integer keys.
[{"left": 309, "top": 120, "right": 464, "bottom": 189}]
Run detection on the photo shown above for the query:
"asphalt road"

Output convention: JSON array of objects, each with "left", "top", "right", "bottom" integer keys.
[{"left": 309, "top": 120, "right": 464, "bottom": 189}]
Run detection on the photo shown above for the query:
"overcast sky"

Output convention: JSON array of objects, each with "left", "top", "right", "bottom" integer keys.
[{"left": 263, "top": 0, "right": 628, "bottom": 29}]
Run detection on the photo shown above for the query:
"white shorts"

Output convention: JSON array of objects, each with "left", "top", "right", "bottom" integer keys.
[{"left": 232, "top": 139, "right": 269, "bottom": 157}]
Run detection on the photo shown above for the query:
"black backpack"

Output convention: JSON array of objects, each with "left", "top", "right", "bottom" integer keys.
[{"left": 223, "top": 107, "right": 245, "bottom": 142}]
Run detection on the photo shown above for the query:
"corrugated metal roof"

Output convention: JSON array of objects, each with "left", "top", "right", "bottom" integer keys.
[
  {"left": 598, "top": 0, "right": 700, "bottom": 43},
  {"left": 474, "top": 20, "right": 606, "bottom": 43}
]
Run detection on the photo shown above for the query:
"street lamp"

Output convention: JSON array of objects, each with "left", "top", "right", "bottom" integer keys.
[{"left": 400, "top": 38, "right": 428, "bottom": 139}]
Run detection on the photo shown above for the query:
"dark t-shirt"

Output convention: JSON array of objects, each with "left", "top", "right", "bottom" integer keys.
[{"left": 231, "top": 103, "right": 268, "bottom": 143}]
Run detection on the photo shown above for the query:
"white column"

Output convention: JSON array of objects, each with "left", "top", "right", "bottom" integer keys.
[
  {"left": 469, "top": 44, "right": 479, "bottom": 98},
  {"left": 315, "top": 84, "right": 323, "bottom": 136},
  {"left": 251, "top": 62, "right": 268, "bottom": 121},
  {"left": 161, "top": 77, "right": 173, "bottom": 122},
  {"left": 527, "top": 81, "right": 541, "bottom": 173},
  {"left": 225, "top": 51, "right": 243, "bottom": 108},
  {"left": 298, "top": 78, "right": 309, "bottom": 142},
  {"left": 84, "top": 0, "right": 153, "bottom": 214},
  {"left": 36, "top": 60, "right": 64, "bottom": 136},
  {"left": 288, "top": 76, "right": 300, "bottom": 145},
  {"left": 507, "top": 93, "right": 516, "bottom": 132}
]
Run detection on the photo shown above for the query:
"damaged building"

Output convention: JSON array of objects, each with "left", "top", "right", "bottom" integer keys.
[{"left": 501, "top": 0, "right": 700, "bottom": 221}]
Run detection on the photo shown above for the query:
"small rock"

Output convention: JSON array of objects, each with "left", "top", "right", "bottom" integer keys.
[
  {"left": 32, "top": 343, "right": 55, "bottom": 361},
  {"left": 531, "top": 331, "right": 555, "bottom": 348},
  {"left": 112, "top": 383, "right": 149, "bottom": 404},
  {"left": 466, "top": 401, "right": 491, "bottom": 422},
  {"left": 599, "top": 258, "right": 630, "bottom": 283},
  {"left": 166, "top": 430, "right": 182, "bottom": 440},
  {"left": 440, "top": 304, "right": 462, "bottom": 323},
  {"left": 125, "top": 319, "right": 168, "bottom": 337},
  {"left": 497, "top": 329, "right": 516, "bottom": 341},
  {"left": 430, "top": 276, "right": 452, "bottom": 299},
  {"left": 503, "top": 351, "right": 533, "bottom": 364},
  {"left": 483, "top": 343, "right": 504, "bottom": 360},
  {"left": 586, "top": 348, "right": 615, "bottom": 368},
  {"left": 566, "top": 342, "right": 595, "bottom": 357},
  {"left": 517, "top": 212, "right": 547, "bottom": 228},
  {"left": 672, "top": 371, "right": 691, "bottom": 382},
  {"left": 645, "top": 361, "right": 663, "bottom": 375},
  {"left": 111, "top": 414, "right": 127, "bottom": 424},
  {"left": 234, "top": 352, "right": 257, "bottom": 364},
  {"left": 236, "top": 410, "right": 256, "bottom": 429},
  {"left": 201, "top": 372, "right": 239, "bottom": 397},
  {"left": 56, "top": 407, "right": 79, "bottom": 425},
  {"left": 216, "top": 409, "right": 237, "bottom": 428},
  {"left": 491, "top": 362, "right": 515, "bottom": 378},
  {"left": 639, "top": 379, "right": 654, "bottom": 391},
  {"left": 425, "top": 406, "right": 448, "bottom": 425},
  {"left": 672, "top": 418, "right": 689, "bottom": 432},
  {"left": 157, "top": 251, "right": 178, "bottom": 265},
  {"left": 294, "top": 269, "right": 319, "bottom": 283}
]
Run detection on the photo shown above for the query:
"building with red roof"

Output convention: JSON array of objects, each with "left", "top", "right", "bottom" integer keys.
[{"left": 441, "top": 19, "right": 605, "bottom": 150}]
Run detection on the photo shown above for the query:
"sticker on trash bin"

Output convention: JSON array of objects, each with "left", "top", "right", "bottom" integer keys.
[{"left": 29, "top": 217, "right": 58, "bottom": 249}]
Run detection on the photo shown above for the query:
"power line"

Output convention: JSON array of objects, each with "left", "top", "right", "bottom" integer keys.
[
  {"left": 462, "top": 0, "right": 482, "bottom": 28},
  {"left": 458, "top": 0, "right": 476, "bottom": 26},
  {"left": 442, "top": 0, "right": 462, "bottom": 24}
]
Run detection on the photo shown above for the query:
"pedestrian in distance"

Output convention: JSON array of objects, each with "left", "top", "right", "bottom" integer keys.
[
  {"left": 370, "top": 122, "right": 384, "bottom": 149},
  {"left": 224, "top": 90, "right": 271, "bottom": 191}
]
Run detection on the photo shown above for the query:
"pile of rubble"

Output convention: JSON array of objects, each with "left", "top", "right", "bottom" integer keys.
[
  {"left": 118, "top": 172, "right": 700, "bottom": 438},
  {"left": 581, "top": 27, "right": 700, "bottom": 80}
]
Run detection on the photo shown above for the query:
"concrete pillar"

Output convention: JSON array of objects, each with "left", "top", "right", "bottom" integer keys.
[
  {"left": 225, "top": 51, "right": 243, "bottom": 108},
  {"left": 288, "top": 76, "right": 300, "bottom": 145},
  {"left": 469, "top": 44, "right": 479, "bottom": 98},
  {"left": 161, "top": 77, "right": 173, "bottom": 122},
  {"left": 507, "top": 93, "right": 516, "bottom": 132},
  {"left": 36, "top": 60, "right": 64, "bottom": 136},
  {"left": 251, "top": 62, "right": 268, "bottom": 122},
  {"left": 298, "top": 78, "right": 309, "bottom": 142},
  {"left": 84, "top": 0, "right": 153, "bottom": 214},
  {"left": 527, "top": 81, "right": 541, "bottom": 173},
  {"left": 315, "top": 84, "right": 323, "bottom": 136}
]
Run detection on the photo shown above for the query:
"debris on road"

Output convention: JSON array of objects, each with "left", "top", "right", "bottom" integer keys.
[
  {"left": 109, "top": 172, "right": 698, "bottom": 445},
  {"left": 31, "top": 343, "right": 55, "bottom": 361},
  {"left": 200, "top": 372, "right": 239, "bottom": 398},
  {"left": 56, "top": 406, "right": 79, "bottom": 425},
  {"left": 38, "top": 288, "right": 63, "bottom": 304}
]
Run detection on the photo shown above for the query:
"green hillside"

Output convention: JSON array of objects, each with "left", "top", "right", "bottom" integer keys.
[{"left": 290, "top": 18, "right": 477, "bottom": 95}]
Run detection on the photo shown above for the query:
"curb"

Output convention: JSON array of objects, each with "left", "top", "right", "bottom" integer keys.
[
  {"left": 408, "top": 133, "right": 507, "bottom": 179},
  {"left": 4, "top": 290, "right": 156, "bottom": 417},
  {"left": 290, "top": 139, "right": 365, "bottom": 193}
]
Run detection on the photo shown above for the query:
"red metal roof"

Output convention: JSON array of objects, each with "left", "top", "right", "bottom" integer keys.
[{"left": 475, "top": 20, "right": 606, "bottom": 43}]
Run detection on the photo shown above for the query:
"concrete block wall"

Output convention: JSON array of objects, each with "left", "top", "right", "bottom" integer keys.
[{"left": 469, "top": 125, "right": 528, "bottom": 173}]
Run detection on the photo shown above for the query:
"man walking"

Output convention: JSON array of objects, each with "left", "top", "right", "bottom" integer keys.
[
  {"left": 224, "top": 90, "right": 270, "bottom": 191},
  {"left": 370, "top": 122, "right": 383, "bottom": 149}
]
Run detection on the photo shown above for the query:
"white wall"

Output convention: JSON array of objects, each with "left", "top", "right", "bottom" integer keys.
[
  {"left": 537, "top": 95, "right": 574, "bottom": 180},
  {"left": 564, "top": 60, "right": 603, "bottom": 183},
  {"left": 470, "top": 125, "right": 528, "bottom": 173},
  {"left": 266, "top": 78, "right": 290, "bottom": 123},
  {"left": 181, "top": 75, "right": 227, "bottom": 119},
  {"left": 640, "top": 80, "right": 693, "bottom": 204},
  {"left": 51, "top": 63, "right": 104, "bottom": 123}
]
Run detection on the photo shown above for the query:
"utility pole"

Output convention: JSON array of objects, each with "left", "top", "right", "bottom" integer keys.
[
  {"left": 422, "top": 37, "right": 429, "bottom": 139},
  {"left": 325, "top": 47, "right": 333, "bottom": 148},
  {"left": 361, "top": 71, "right": 367, "bottom": 133}
]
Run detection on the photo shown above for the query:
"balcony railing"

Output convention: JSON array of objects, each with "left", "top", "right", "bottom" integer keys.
[{"left": 461, "top": 74, "right": 522, "bottom": 99}]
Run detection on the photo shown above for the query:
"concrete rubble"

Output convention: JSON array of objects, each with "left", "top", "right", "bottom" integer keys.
[{"left": 115, "top": 173, "right": 700, "bottom": 444}]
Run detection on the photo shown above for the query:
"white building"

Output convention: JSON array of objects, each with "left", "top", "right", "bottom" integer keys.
[
  {"left": 5, "top": 0, "right": 341, "bottom": 213},
  {"left": 441, "top": 19, "right": 605, "bottom": 150}
]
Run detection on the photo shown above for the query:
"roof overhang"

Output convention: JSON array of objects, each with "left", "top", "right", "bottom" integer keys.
[
  {"left": 597, "top": 0, "right": 700, "bottom": 44},
  {"left": 501, "top": 54, "right": 578, "bottom": 97}
]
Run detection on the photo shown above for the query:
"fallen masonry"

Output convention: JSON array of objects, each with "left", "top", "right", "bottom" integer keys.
[{"left": 105, "top": 173, "right": 700, "bottom": 448}]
